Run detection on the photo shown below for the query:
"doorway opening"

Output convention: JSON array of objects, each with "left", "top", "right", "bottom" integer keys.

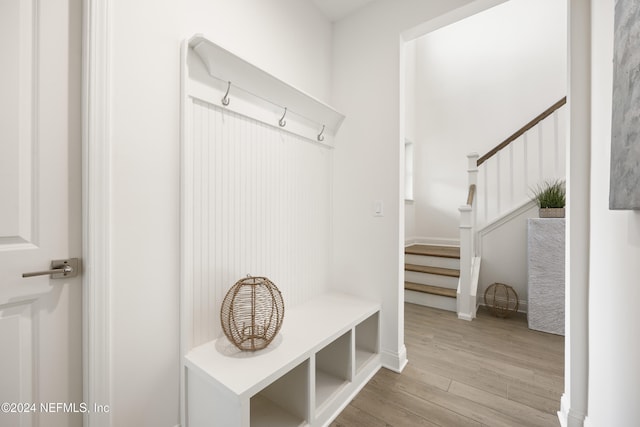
[{"left": 399, "top": 0, "right": 571, "bottom": 423}]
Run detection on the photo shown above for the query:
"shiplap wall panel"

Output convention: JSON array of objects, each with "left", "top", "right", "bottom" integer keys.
[{"left": 186, "top": 98, "right": 332, "bottom": 348}]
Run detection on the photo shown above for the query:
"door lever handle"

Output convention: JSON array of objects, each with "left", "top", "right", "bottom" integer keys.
[{"left": 22, "top": 258, "right": 80, "bottom": 279}]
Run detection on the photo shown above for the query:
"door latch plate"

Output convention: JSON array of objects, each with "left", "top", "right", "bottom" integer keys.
[{"left": 51, "top": 258, "right": 80, "bottom": 279}]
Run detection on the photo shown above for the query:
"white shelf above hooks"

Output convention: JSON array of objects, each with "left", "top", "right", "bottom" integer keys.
[{"left": 185, "top": 34, "right": 345, "bottom": 145}]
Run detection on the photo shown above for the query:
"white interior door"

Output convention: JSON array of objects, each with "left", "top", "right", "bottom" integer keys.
[{"left": 0, "top": 0, "right": 82, "bottom": 426}]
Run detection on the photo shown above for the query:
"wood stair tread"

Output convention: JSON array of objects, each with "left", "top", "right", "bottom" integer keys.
[
  {"left": 404, "top": 282, "right": 457, "bottom": 298},
  {"left": 405, "top": 264, "right": 460, "bottom": 277},
  {"left": 405, "top": 244, "right": 460, "bottom": 259}
]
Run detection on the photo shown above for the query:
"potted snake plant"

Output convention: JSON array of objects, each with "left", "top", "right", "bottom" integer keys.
[{"left": 531, "top": 179, "right": 566, "bottom": 218}]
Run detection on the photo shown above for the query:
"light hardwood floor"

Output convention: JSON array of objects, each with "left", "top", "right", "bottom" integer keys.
[{"left": 331, "top": 303, "right": 564, "bottom": 427}]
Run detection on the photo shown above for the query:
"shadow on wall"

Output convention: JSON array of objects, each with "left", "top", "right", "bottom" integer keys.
[{"left": 477, "top": 202, "right": 538, "bottom": 312}]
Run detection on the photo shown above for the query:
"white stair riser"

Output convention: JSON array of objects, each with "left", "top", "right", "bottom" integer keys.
[
  {"left": 404, "top": 290, "right": 457, "bottom": 312},
  {"left": 404, "top": 271, "right": 458, "bottom": 289},
  {"left": 405, "top": 254, "right": 460, "bottom": 270}
]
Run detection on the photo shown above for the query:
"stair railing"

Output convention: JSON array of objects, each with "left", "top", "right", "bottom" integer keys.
[
  {"left": 476, "top": 97, "right": 567, "bottom": 227},
  {"left": 457, "top": 97, "right": 567, "bottom": 321}
]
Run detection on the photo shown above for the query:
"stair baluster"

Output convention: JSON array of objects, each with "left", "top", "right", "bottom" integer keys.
[{"left": 457, "top": 97, "right": 567, "bottom": 321}]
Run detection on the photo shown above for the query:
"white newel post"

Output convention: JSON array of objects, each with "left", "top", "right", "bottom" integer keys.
[
  {"left": 458, "top": 152, "right": 479, "bottom": 321},
  {"left": 458, "top": 205, "right": 473, "bottom": 320}
]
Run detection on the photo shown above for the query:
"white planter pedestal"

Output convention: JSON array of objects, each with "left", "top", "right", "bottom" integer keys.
[{"left": 527, "top": 218, "right": 565, "bottom": 335}]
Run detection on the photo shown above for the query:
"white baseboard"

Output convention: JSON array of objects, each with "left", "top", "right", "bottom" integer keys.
[
  {"left": 557, "top": 393, "right": 587, "bottom": 427},
  {"left": 457, "top": 312, "right": 474, "bottom": 321},
  {"left": 558, "top": 393, "right": 569, "bottom": 427},
  {"left": 381, "top": 345, "right": 407, "bottom": 373},
  {"left": 405, "top": 236, "right": 460, "bottom": 247},
  {"left": 476, "top": 300, "right": 528, "bottom": 314}
]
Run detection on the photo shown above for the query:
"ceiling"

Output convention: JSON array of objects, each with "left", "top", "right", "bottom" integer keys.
[{"left": 311, "top": 0, "right": 376, "bottom": 22}]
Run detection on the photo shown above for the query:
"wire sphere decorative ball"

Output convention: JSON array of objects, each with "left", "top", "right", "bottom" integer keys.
[
  {"left": 484, "top": 282, "right": 519, "bottom": 318},
  {"left": 220, "top": 276, "right": 285, "bottom": 351}
]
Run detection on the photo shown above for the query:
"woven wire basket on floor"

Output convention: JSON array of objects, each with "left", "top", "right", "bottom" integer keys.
[
  {"left": 484, "top": 282, "right": 519, "bottom": 318},
  {"left": 220, "top": 275, "right": 284, "bottom": 351}
]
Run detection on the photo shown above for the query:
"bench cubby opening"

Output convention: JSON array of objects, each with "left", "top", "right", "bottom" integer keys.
[
  {"left": 250, "top": 359, "right": 310, "bottom": 427},
  {"left": 184, "top": 292, "right": 381, "bottom": 426},
  {"left": 355, "top": 312, "right": 379, "bottom": 375},
  {"left": 315, "top": 331, "right": 352, "bottom": 412}
]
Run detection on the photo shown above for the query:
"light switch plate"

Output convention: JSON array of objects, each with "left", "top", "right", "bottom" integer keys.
[{"left": 373, "top": 200, "right": 384, "bottom": 217}]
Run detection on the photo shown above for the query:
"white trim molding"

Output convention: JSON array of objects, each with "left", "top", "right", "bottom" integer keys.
[
  {"left": 405, "top": 237, "right": 460, "bottom": 247},
  {"left": 83, "top": 0, "right": 113, "bottom": 426},
  {"left": 558, "top": 393, "right": 570, "bottom": 427},
  {"left": 559, "top": 0, "right": 590, "bottom": 426},
  {"left": 401, "top": 0, "right": 508, "bottom": 41},
  {"left": 477, "top": 200, "right": 537, "bottom": 239},
  {"left": 381, "top": 345, "right": 408, "bottom": 373}
]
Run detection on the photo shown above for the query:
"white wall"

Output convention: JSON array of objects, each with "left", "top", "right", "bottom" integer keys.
[
  {"left": 108, "top": 1, "right": 332, "bottom": 425},
  {"left": 408, "top": 0, "right": 567, "bottom": 242},
  {"left": 477, "top": 202, "right": 538, "bottom": 310},
  {"left": 588, "top": 0, "right": 640, "bottom": 423},
  {"left": 330, "top": 0, "right": 515, "bottom": 371},
  {"left": 103, "top": 1, "right": 638, "bottom": 425},
  {"left": 404, "top": 42, "right": 417, "bottom": 241}
]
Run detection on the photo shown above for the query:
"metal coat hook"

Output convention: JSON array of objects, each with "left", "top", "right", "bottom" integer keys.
[
  {"left": 278, "top": 107, "right": 287, "bottom": 127},
  {"left": 221, "top": 81, "right": 231, "bottom": 106},
  {"left": 317, "top": 125, "right": 325, "bottom": 142}
]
